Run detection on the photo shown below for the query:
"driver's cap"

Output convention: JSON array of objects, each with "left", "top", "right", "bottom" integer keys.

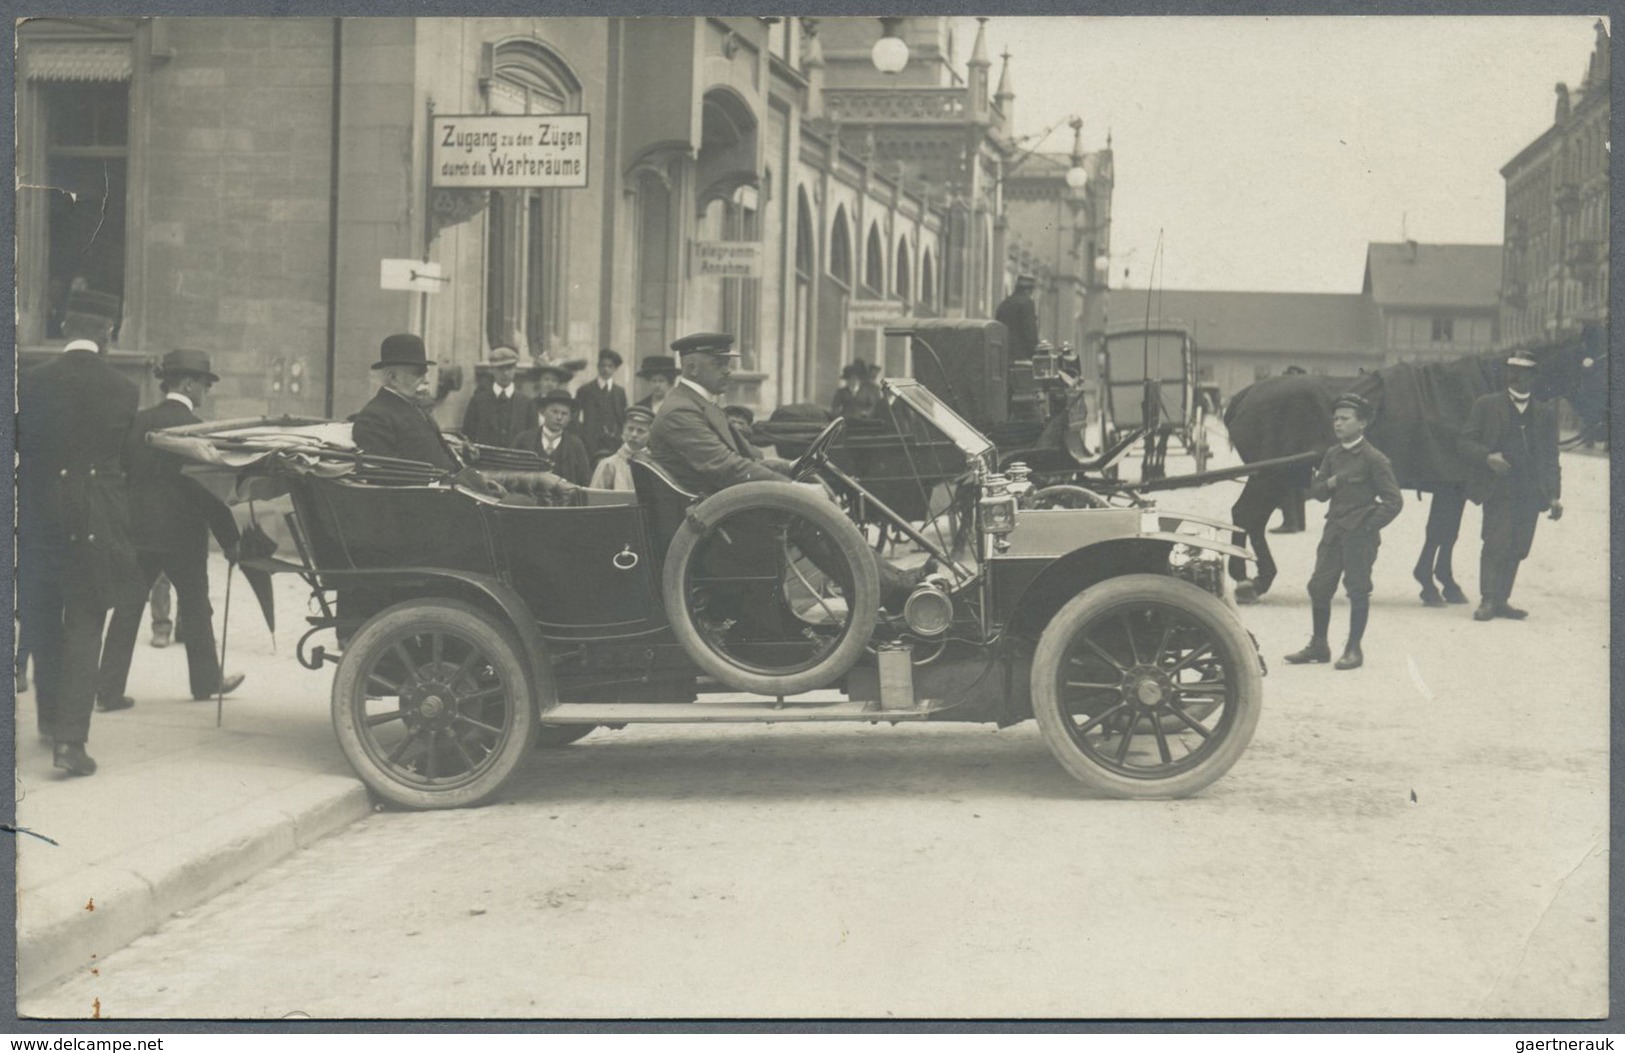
[
  {"left": 1506, "top": 353, "right": 1537, "bottom": 368},
  {"left": 671, "top": 332, "right": 740, "bottom": 358}
]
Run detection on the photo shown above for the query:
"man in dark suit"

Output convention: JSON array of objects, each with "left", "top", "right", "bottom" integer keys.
[
  {"left": 830, "top": 359, "right": 881, "bottom": 421},
  {"left": 516, "top": 390, "right": 592, "bottom": 486},
  {"left": 98, "top": 350, "right": 246, "bottom": 709},
  {"left": 994, "top": 273, "right": 1040, "bottom": 362},
  {"left": 16, "top": 306, "right": 145, "bottom": 775},
  {"left": 576, "top": 348, "right": 629, "bottom": 464},
  {"left": 1458, "top": 353, "right": 1563, "bottom": 622},
  {"left": 460, "top": 345, "right": 534, "bottom": 449},
  {"left": 648, "top": 333, "right": 927, "bottom": 611},
  {"left": 635, "top": 355, "right": 679, "bottom": 415},
  {"left": 351, "top": 334, "right": 457, "bottom": 470}
]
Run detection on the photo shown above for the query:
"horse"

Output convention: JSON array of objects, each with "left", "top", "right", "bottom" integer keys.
[{"left": 1220, "top": 323, "right": 1608, "bottom": 605}]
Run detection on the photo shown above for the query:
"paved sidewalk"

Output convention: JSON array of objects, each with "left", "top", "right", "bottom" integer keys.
[{"left": 14, "top": 556, "right": 370, "bottom": 1001}]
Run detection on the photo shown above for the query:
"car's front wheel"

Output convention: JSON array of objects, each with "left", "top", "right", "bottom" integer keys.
[
  {"left": 332, "top": 599, "right": 537, "bottom": 809},
  {"left": 1030, "top": 574, "right": 1261, "bottom": 798}
]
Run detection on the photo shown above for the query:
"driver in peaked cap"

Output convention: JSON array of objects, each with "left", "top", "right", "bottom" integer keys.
[{"left": 648, "top": 332, "right": 929, "bottom": 612}]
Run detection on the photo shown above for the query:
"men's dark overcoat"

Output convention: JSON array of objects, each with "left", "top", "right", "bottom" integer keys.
[
  {"left": 461, "top": 383, "right": 536, "bottom": 449},
  {"left": 575, "top": 379, "right": 628, "bottom": 461},
  {"left": 17, "top": 348, "right": 143, "bottom": 610},
  {"left": 1458, "top": 393, "right": 1561, "bottom": 510},
  {"left": 994, "top": 289, "right": 1039, "bottom": 361},
  {"left": 352, "top": 387, "right": 457, "bottom": 470},
  {"left": 98, "top": 395, "right": 241, "bottom": 704},
  {"left": 514, "top": 428, "right": 592, "bottom": 486}
]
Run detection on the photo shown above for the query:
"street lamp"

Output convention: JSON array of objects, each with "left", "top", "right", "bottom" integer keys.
[
  {"left": 871, "top": 17, "right": 909, "bottom": 74},
  {"left": 1063, "top": 117, "right": 1089, "bottom": 191}
]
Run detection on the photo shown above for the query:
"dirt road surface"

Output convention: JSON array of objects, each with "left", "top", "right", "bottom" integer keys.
[{"left": 22, "top": 454, "right": 1608, "bottom": 1020}]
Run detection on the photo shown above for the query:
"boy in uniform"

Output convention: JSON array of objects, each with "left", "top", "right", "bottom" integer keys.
[
  {"left": 1284, "top": 393, "right": 1403, "bottom": 670},
  {"left": 590, "top": 404, "right": 654, "bottom": 491}
]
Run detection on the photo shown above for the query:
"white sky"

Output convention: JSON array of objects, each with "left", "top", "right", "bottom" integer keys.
[{"left": 957, "top": 15, "right": 1606, "bottom": 293}]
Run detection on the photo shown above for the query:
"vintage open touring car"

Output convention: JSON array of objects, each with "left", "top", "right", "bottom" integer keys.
[{"left": 157, "top": 379, "right": 1265, "bottom": 810}]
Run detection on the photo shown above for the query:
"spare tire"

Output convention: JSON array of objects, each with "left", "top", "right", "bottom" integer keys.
[{"left": 662, "top": 481, "right": 881, "bottom": 696}]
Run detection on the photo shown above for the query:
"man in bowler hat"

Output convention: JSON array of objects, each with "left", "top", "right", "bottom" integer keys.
[
  {"left": 995, "top": 273, "right": 1040, "bottom": 362},
  {"left": 1458, "top": 352, "right": 1562, "bottom": 621},
  {"left": 460, "top": 345, "right": 534, "bottom": 449},
  {"left": 352, "top": 334, "right": 457, "bottom": 470},
  {"left": 99, "top": 349, "right": 246, "bottom": 710},
  {"left": 576, "top": 348, "right": 629, "bottom": 464},
  {"left": 16, "top": 301, "right": 145, "bottom": 775}
]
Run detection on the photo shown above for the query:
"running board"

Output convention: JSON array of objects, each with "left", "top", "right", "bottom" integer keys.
[{"left": 537, "top": 700, "right": 937, "bottom": 724}]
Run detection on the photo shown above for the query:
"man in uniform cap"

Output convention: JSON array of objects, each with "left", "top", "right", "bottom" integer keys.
[
  {"left": 1458, "top": 352, "right": 1562, "bottom": 621},
  {"left": 461, "top": 345, "right": 534, "bottom": 449},
  {"left": 517, "top": 389, "right": 592, "bottom": 487},
  {"left": 995, "top": 273, "right": 1040, "bottom": 363},
  {"left": 576, "top": 348, "right": 629, "bottom": 464},
  {"left": 98, "top": 349, "right": 246, "bottom": 713},
  {"left": 1285, "top": 392, "right": 1402, "bottom": 670},
  {"left": 351, "top": 334, "right": 457, "bottom": 470},
  {"left": 590, "top": 404, "right": 654, "bottom": 491},
  {"left": 17, "top": 300, "right": 145, "bottom": 775},
  {"left": 649, "top": 332, "right": 929, "bottom": 611},
  {"left": 636, "top": 354, "right": 680, "bottom": 415}
]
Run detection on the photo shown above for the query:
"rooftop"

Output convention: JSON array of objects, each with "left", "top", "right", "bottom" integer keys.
[
  {"left": 1105, "top": 289, "right": 1379, "bottom": 356},
  {"left": 1362, "top": 242, "right": 1503, "bottom": 310}
]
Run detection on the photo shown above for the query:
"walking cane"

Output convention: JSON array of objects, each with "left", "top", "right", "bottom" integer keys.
[{"left": 216, "top": 564, "right": 233, "bottom": 729}]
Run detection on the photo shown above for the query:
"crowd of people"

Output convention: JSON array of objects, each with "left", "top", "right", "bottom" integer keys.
[{"left": 16, "top": 282, "right": 1566, "bottom": 777}]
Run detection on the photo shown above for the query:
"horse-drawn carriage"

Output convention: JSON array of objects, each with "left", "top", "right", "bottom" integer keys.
[
  {"left": 1097, "top": 324, "right": 1209, "bottom": 479},
  {"left": 157, "top": 378, "right": 1266, "bottom": 810}
]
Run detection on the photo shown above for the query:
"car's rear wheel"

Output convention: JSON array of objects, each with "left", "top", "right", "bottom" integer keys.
[
  {"left": 1031, "top": 574, "right": 1260, "bottom": 798},
  {"left": 332, "top": 599, "right": 537, "bottom": 809},
  {"left": 662, "top": 481, "right": 881, "bottom": 696}
]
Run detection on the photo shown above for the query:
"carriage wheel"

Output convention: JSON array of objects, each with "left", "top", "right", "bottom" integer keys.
[
  {"left": 662, "top": 481, "right": 881, "bottom": 697},
  {"left": 332, "top": 599, "right": 537, "bottom": 809},
  {"left": 1031, "top": 574, "right": 1261, "bottom": 798}
]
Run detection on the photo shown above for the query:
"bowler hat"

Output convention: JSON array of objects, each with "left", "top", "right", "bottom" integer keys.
[
  {"left": 536, "top": 389, "right": 575, "bottom": 409},
  {"left": 156, "top": 348, "right": 219, "bottom": 383},
  {"left": 1505, "top": 353, "right": 1538, "bottom": 369},
  {"left": 1016, "top": 273, "right": 1037, "bottom": 288},
  {"left": 1333, "top": 392, "right": 1373, "bottom": 420},
  {"left": 637, "top": 354, "right": 678, "bottom": 379},
  {"left": 373, "top": 333, "right": 433, "bottom": 371},
  {"left": 624, "top": 404, "right": 655, "bottom": 425},
  {"left": 671, "top": 332, "right": 739, "bottom": 358},
  {"left": 841, "top": 358, "right": 870, "bottom": 381},
  {"left": 484, "top": 346, "right": 521, "bottom": 367},
  {"left": 598, "top": 348, "right": 624, "bottom": 368},
  {"left": 722, "top": 404, "right": 756, "bottom": 426}
]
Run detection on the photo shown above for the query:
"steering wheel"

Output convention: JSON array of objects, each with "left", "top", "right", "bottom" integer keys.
[{"left": 789, "top": 416, "right": 846, "bottom": 482}]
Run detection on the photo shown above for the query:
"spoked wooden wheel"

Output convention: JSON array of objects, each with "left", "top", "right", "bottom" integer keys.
[
  {"left": 332, "top": 600, "right": 536, "bottom": 809},
  {"left": 662, "top": 482, "right": 880, "bottom": 696},
  {"left": 1031, "top": 574, "right": 1261, "bottom": 798}
]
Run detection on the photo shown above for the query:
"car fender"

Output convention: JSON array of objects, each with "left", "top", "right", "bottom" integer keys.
[{"left": 324, "top": 566, "right": 560, "bottom": 718}]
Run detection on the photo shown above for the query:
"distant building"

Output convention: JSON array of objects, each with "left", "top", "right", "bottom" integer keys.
[
  {"left": 1100, "top": 288, "right": 1378, "bottom": 402},
  {"left": 1499, "top": 20, "right": 1610, "bottom": 343},
  {"left": 1362, "top": 242, "right": 1502, "bottom": 364}
]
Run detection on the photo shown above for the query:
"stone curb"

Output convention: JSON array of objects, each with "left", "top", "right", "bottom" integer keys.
[{"left": 16, "top": 776, "right": 371, "bottom": 1002}]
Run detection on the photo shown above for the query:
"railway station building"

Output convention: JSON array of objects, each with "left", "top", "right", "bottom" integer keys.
[{"left": 16, "top": 15, "right": 1113, "bottom": 427}]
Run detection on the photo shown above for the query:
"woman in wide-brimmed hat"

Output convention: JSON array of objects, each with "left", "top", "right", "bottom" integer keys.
[{"left": 830, "top": 357, "right": 881, "bottom": 421}]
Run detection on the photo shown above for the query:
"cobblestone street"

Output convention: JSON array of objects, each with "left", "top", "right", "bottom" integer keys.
[{"left": 21, "top": 453, "right": 1609, "bottom": 1021}]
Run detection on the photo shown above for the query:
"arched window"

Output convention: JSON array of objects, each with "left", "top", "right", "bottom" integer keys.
[
  {"left": 894, "top": 235, "right": 911, "bottom": 303},
  {"left": 485, "top": 39, "right": 581, "bottom": 358},
  {"left": 920, "top": 249, "right": 936, "bottom": 308},
  {"left": 864, "top": 222, "right": 885, "bottom": 295},
  {"left": 829, "top": 206, "right": 852, "bottom": 287}
]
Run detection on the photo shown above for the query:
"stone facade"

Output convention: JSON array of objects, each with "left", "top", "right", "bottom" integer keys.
[{"left": 1499, "top": 20, "right": 1610, "bottom": 344}]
